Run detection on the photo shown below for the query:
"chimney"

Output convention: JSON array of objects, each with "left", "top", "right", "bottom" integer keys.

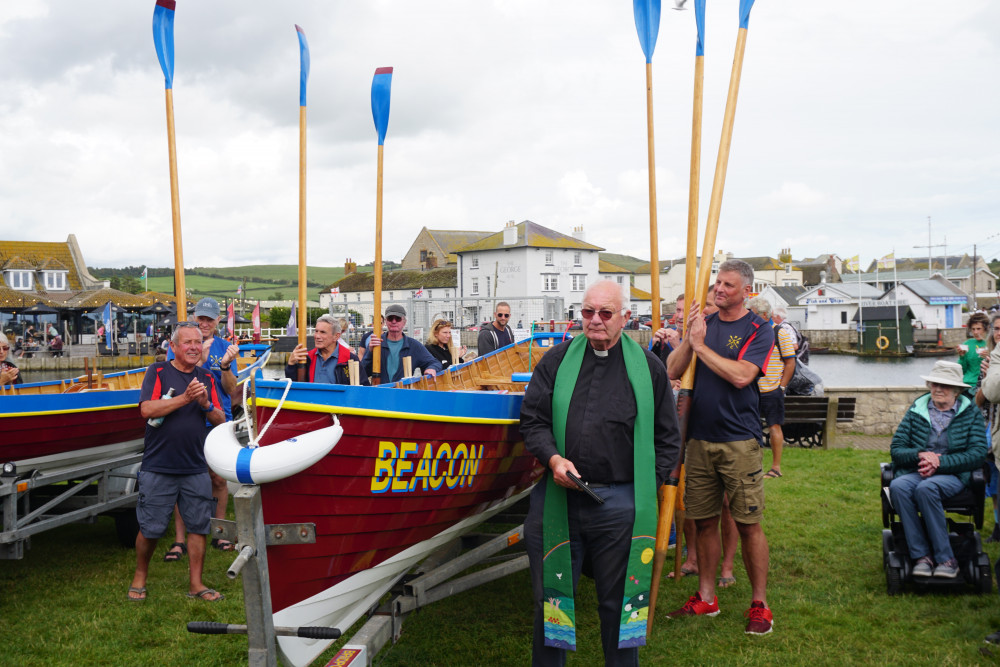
[
  {"left": 503, "top": 220, "right": 517, "bottom": 246},
  {"left": 572, "top": 225, "right": 585, "bottom": 243},
  {"left": 344, "top": 258, "right": 357, "bottom": 276}
]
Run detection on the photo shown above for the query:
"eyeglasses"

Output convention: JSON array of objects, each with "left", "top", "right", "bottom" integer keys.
[
  {"left": 386, "top": 315, "right": 403, "bottom": 323},
  {"left": 496, "top": 313, "right": 510, "bottom": 319},
  {"left": 580, "top": 307, "right": 624, "bottom": 321},
  {"left": 0, "top": 346, "right": 9, "bottom": 352}
]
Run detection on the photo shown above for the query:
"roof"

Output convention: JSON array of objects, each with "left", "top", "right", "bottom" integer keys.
[
  {"left": 334, "top": 267, "right": 457, "bottom": 292},
  {"left": 845, "top": 268, "right": 981, "bottom": 282},
  {"left": 63, "top": 287, "right": 155, "bottom": 309},
  {"left": 740, "top": 256, "right": 785, "bottom": 271},
  {"left": 802, "top": 282, "right": 882, "bottom": 299},
  {"left": 851, "top": 305, "right": 915, "bottom": 321},
  {"left": 0, "top": 286, "right": 57, "bottom": 310},
  {"left": 425, "top": 230, "right": 492, "bottom": 256},
  {"left": 630, "top": 285, "right": 653, "bottom": 300},
  {"left": 454, "top": 220, "right": 604, "bottom": 253},
  {"left": 0, "top": 240, "right": 87, "bottom": 290},
  {"left": 599, "top": 253, "right": 645, "bottom": 273},
  {"left": 897, "top": 277, "right": 967, "bottom": 301},
  {"left": 599, "top": 259, "right": 630, "bottom": 273},
  {"left": 766, "top": 286, "right": 808, "bottom": 304}
]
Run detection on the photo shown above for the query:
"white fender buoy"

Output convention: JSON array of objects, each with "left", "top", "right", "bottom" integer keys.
[{"left": 204, "top": 418, "right": 343, "bottom": 484}]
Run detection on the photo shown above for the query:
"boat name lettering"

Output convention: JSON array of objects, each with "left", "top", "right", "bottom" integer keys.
[{"left": 370, "top": 441, "right": 483, "bottom": 494}]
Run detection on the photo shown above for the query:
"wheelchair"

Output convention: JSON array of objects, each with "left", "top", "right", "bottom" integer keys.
[{"left": 881, "top": 462, "right": 992, "bottom": 595}]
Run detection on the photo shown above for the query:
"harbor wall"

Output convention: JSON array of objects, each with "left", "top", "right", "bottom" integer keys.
[
  {"left": 803, "top": 328, "right": 966, "bottom": 353},
  {"left": 826, "top": 386, "right": 926, "bottom": 437}
]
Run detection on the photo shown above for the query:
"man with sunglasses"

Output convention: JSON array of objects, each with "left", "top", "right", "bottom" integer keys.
[
  {"left": 665, "top": 259, "right": 775, "bottom": 635},
  {"left": 362, "top": 304, "right": 442, "bottom": 383},
  {"left": 521, "top": 280, "right": 681, "bottom": 665},
  {"left": 477, "top": 302, "right": 513, "bottom": 355}
]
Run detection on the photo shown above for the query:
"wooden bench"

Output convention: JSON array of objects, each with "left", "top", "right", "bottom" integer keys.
[{"left": 765, "top": 395, "right": 857, "bottom": 449}]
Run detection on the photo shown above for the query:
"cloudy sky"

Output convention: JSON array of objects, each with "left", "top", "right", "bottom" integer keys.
[{"left": 1, "top": 1, "right": 998, "bottom": 271}]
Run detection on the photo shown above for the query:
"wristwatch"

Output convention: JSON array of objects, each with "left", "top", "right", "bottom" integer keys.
[
  {"left": 220, "top": 364, "right": 231, "bottom": 370},
  {"left": 779, "top": 385, "right": 787, "bottom": 392}
]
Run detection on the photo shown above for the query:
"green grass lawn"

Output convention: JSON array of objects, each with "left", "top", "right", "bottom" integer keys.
[
  {"left": 3, "top": 448, "right": 1000, "bottom": 666},
  {"left": 143, "top": 265, "right": 349, "bottom": 303}
]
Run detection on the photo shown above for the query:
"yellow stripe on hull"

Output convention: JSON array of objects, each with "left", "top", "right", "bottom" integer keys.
[{"left": 256, "top": 397, "right": 518, "bottom": 425}]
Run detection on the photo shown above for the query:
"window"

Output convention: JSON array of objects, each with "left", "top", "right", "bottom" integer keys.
[
  {"left": 544, "top": 251, "right": 554, "bottom": 266},
  {"left": 617, "top": 276, "right": 624, "bottom": 285},
  {"left": 7, "top": 271, "right": 32, "bottom": 290},
  {"left": 542, "top": 274, "right": 559, "bottom": 291},
  {"left": 389, "top": 292, "right": 394, "bottom": 300},
  {"left": 420, "top": 250, "right": 428, "bottom": 263},
  {"left": 471, "top": 278, "right": 480, "bottom": 295},
  {"left": 841, "top": 311, "right": 847, "bottom": 324},
  {"left": 486, "top": 277, "right": 491, "bottom": 297},
  {"left": 445, "top": 290, "right": 450, "bottom": 298},
  {"left": 427, "top": 290, "right": 433, "bottom": 299},
  {"left": 471, "top": 257, "right": 479, "bottom": 269},
  {"left": 44, "top": 272, "right": 66, "bottom": 290},
  {"left": 573, "top": 252, "right": 582, "bottom": 267},
  {"left": 356, "top": 294, "right": 361, "bottom": 302},
  {"left": 571, "top": 274, "right": 586, "bottom": 291}
]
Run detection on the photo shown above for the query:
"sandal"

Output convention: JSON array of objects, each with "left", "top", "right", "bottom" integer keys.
[
  {"left": 763, "top": 468, "right": 782, "bottom": 479},
  {"left": 718, "top": 576, "right": 737, "bottom": 589},
  {"left": 667, "top": 567, "right": 698, "bottom": 579},
  {"left": 187, "top": 588, "right": 225, "bottom": 602},
  {"left": 127, "top": 586, "right": 147, "bottom": 602},
  {"left": 211, "top": 538, "right": 235, "bottom": 551},
  {"left": 163, "top": 542, "right": 187, "bottom": 562}
]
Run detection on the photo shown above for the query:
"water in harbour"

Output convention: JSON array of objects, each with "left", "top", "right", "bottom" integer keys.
[{"left": 23, "top": 352, "right": 954, "bottom": 387}]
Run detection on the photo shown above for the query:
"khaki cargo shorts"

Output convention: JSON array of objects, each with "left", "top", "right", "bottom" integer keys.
[{"left": 684, "top": 438, "right": 765, "bottom": 524}]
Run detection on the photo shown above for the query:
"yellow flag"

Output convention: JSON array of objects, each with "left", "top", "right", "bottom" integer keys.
[
  {"left": 846, "top": 255, "right": 860, "bottom": 272},
  {"left": 877, "top": 253, "right": 895, "bottom": 270}
]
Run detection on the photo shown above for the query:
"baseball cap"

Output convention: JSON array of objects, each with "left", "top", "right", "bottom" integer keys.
[
  {"left": 385, "top": 304, "right": 406, "bottom": 318},
  {"left": 193, "top": 297, "right": 220, "bottom": 319}
]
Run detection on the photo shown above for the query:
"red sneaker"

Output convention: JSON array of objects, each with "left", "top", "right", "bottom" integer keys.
[
  {"left": 744, "top": 600, "right": 773, "bottom": 635},
  {"left": 666, "top": 592, "right": 720, "bottom": 618}
]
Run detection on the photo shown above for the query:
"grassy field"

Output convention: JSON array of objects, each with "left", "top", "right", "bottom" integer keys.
[
  {"left": 144, "top": 265, "right": 349, "bottom": 303},
  {"left": 3, "top": 447, "right": 1000, "bottom": 666}
]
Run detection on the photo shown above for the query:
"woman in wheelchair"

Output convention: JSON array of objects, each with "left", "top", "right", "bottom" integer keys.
[{"left": 890, "top": 360, "right": 988, "bottom": 578}]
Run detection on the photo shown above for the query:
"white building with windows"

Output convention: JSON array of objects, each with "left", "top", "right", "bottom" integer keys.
[{"left": 455, "top": 220, "right": 610, "bottom": 319}]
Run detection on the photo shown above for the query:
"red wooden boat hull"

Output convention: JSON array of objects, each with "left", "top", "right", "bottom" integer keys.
[{"left": 256, "top": 408, "right": 541, "bottom": 614}]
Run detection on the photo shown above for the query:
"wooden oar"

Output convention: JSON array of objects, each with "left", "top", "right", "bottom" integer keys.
[
  {"left": 369, "top": 67, "right": 393, "bottom": 385},
  {"left": 152, "top": 0, "right": 186, "bottom": 322},
  {"left": 633, "top": 0, "right": 663, "bottom": 331},
  {"left": 672, "top": 0, "right": 759, "bottom": 598},
  {"left": 674, "top": 0, "right": 706, "bottom": 585},
  {"left": 295, "top": 25, "right": 311, "bottom": 382},
  {"left": 632, "top": 0, "right": 676, "bottom": 637}
]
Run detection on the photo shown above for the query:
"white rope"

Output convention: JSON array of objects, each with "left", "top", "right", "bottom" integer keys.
[{"left": 241, "top": 376, "right": 293, "bottom": 449}]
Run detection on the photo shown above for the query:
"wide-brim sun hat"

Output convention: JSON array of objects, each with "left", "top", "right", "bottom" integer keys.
[{"left": 919, "top": 360, "right": 969, "bottom": 389}]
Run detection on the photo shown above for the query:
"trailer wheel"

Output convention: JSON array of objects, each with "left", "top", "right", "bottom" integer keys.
[{"left": 114, "top": 511, "right": 140, "bottom": 548}]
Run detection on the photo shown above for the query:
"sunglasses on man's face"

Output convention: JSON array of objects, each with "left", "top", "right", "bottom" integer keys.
[
  {"left": 0, "top": 346, "right": 9, "bottom": 352},
  {"left": 496, "top": 313, "right": 510, "bottom": 319},
  {"left": 580, "top": 308, "right": 622, "bottom": 321},
  {"left": 386, "top": 315, "right": 403, "bottom": 323}
]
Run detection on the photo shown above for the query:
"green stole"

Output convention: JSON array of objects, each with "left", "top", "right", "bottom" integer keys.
[{"left": 541, "top": 334, "right": 657, "bottom": 651}]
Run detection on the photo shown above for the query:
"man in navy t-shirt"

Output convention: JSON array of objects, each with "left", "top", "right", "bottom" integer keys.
[
  {"left": 665, "top": 259, "right": 776, "bottom": 636},
  {"left": 128, "top": 323, "right": 225, "bottom": 602}
]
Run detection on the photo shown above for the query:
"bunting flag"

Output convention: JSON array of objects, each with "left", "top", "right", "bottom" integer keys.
[
  {"left": 227, "top": 301, "right": 235, "bottom": 341},
  {"left": 286, "top": 302, "right": 298, "bottom": 337},
  {"left": 252, "top": 302, "right": 261, "bottom": 343},
  {"left": 877, "top": 253, "right": 895, "bottom": 270},
  {"left": 845, "top": 255, "right": 860, "bottom": 273}
]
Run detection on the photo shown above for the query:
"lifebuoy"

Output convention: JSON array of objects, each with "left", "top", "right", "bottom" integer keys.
[
  {"left": 875, "top": 335, "right": 890, "bottom": 351},
  {"left": 205, "top": 419, "right": 343, "bottom": 484}
]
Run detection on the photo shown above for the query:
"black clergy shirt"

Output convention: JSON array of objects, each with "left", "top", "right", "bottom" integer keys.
[{"left": 519, "top": 337, "right": 681, "bottom": 488}]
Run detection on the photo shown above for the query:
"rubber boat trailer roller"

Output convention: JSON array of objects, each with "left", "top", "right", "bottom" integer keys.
[{"left": 188, "top": 481, "right": 530, "bottom": 666}]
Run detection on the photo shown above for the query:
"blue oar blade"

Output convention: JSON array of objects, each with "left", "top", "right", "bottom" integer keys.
[
  {"left": 295, "top": 25, "right": 310, "bottom": 107},
  {"left": 632, "top": 0, "right": 661, "bottom": 63},
  {"left": 152, "top": 0, "right": 175, "bottom": 89},
  {"left": 739, "top": 0, "right": 756, "bottom": 29},
  {"left": 371, "top": 67, "right": 393, "bottom": 146},
  {"left": 695, "top": 0, "right": 706, "bottom": 56}
]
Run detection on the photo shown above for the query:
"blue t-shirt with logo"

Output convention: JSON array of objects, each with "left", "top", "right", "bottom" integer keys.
[{"left": 688, "top": 310, "right": 774, "bottom": 444}]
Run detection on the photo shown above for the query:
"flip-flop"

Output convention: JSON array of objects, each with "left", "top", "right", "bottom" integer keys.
[
  {"left": 163, "top": 541, "right": 187, "bottom": 562},
  {"left": 127, "top": 586, "right": 147, "bottom": 602},
  {"left": 718, "top": 576, "right": 737, "bottom": 589},
  {"left": 211, "top": 538, "right": 236, "bottom": 552},
  {"left": 187, "top": 588, "right": 225, "bottom": 602},
  {"left": 764, "top": 468, "right": 783, "bottom": 479},
  {"left": 667, "top": 567, "right": 698, "bottom": 579}
]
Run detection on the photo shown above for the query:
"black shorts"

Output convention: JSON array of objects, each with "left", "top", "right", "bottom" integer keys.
[{"left": 759, "top": 389, "right": 785, "bottom": 427}]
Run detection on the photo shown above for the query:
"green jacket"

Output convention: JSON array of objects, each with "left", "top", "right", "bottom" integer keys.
[
  {"left": 890, "top": 393, "right": 988, "bottom": 488},
  {"left": 958, "top": 338, "right": 986, "bottom": 387}
]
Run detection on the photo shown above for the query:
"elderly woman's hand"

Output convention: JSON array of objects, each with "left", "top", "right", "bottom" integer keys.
[{"left": 918, "top": 451, "right": 940, "bottom": 477}]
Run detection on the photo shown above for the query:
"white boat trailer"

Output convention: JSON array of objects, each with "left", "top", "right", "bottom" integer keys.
[{"left": 190, "top": 482, "right": 530, "bottom": 667}]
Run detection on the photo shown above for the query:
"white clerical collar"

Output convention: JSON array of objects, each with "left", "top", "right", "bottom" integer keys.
[{"left": 591, "top": 348, "right": 609, "bottom": 358}]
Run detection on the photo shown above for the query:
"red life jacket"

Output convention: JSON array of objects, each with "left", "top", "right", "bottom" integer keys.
[{"left": 306, "top": 345, "right": 351, "bottom": 382}]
